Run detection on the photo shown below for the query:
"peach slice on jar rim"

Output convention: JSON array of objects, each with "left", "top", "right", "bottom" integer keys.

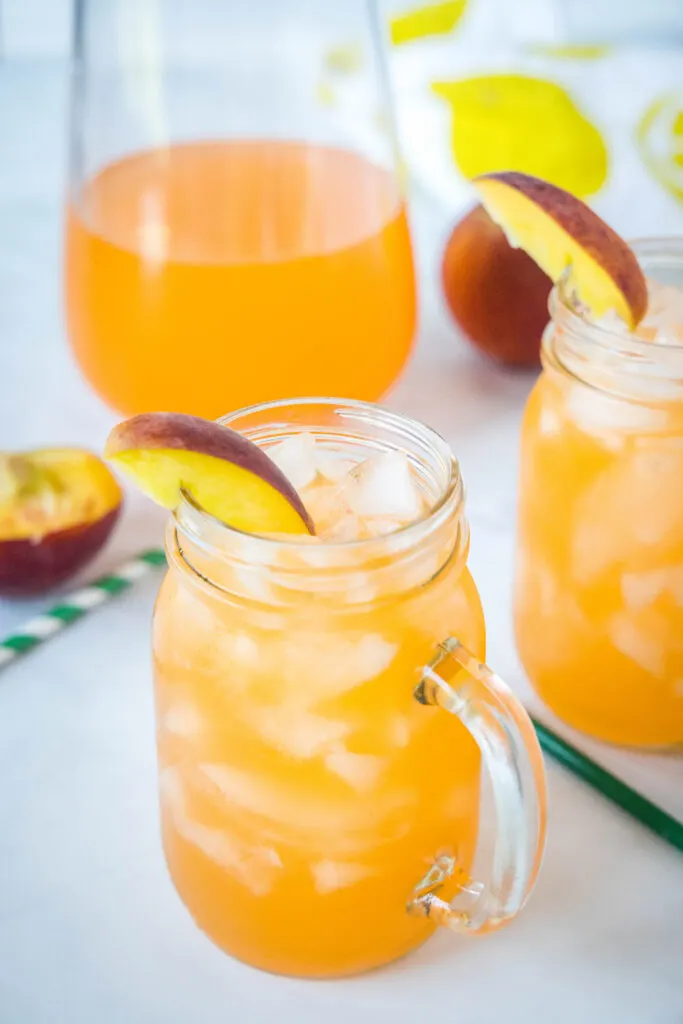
[
  {"left": 105, "top": 412, "right": 314, "bottom": 536},
  {"left": 472, "top": 171, "right": 648, "bottom": 328},
  {"left": 0, "top": 448, "right": 122, "bottom": 596}
]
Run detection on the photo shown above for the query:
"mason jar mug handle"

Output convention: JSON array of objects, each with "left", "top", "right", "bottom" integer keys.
[{"left": 408, "top": 638, "right": 547, "bottom": 935}]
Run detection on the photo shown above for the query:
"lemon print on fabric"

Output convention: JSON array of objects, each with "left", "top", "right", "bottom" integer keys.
[
  {"left": 432, "top": 74, "right": 608, "bottom": 198},
  {"left": 525, "top": 44, "right": 610, "bottom": 60},
  {"left": 637, "top": 92, "right": 683, "bottom": 204},
  {"left": 324, "top": 43, "right": 364, "bottom": 74},
  {"left": 390, "top": 1, "right": 468, "bottom": 46}
]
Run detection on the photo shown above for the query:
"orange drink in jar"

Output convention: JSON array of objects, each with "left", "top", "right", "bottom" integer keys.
[
  {"left": 144, "top": 400, "right": 546, "bottom": 977},
  {"left": 515, "top": 239, "right": 683, "bottom": 748}
]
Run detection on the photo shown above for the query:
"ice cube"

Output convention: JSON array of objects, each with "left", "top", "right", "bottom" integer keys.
[
  {"left": 155, "top": 582, "right": 217, "bottom": 668},
  {"left": 230, "top": 562, "right": 275, "bottom": 603},
  {"left": 516, "top": 558, "right": 593, "bottom": 668},
  {"left": 199, "top": 762, "right": 273, "bottom": 813},
  {"left": 344, "top": 571, "right": 378, "bottom": 604},
  {"left": 162, "top": 700, "right": 204, "bottom": 739},
  {"left": 572, "top": 450, "right": 683, "bottom": 583},
  {"left": 158, "top": 766, "right": 186, "bottom": 815},
  {"left": 358, "top": 515, "right": 406, "bottom": 539},
  {"left": 266, "top": 632, "right": 396, "bottom": 704},
  {"left": 244, "top": 705, "right": 350, "bottom": 759},
  {"left": 564, "top": 384, "right": 671, "bottom": 446},
  {"left": 211, "top": 631, "right": 262, "bottom": 684},
  {"left": 631, "top": 461, "right": 683, "bottom": 545},
  {"left": 199, "top": 761, "right": 346, "bottom": 831},
  {"left": 311, "top": 860, "right": 375, "bottom": 895},
  {"left": 298, "top": 451, "right": 426, "bottom": 540},
  {"left": 230, "top": 532, "right": 282, "bottom": 569},
  {"left": 284, "top": 535, "right": 347, "bottom": 571},
  {"left": 572, "top": 515, "right": 617, "bottom": 583},
  {"left": 621, "top": 566, "right": 683, "bottom": 610},
  {"left": 594, "top": 309, "right": 629, "bottom": 334},
  {"left": 636, "top": 281, "right": 683, "bottom": 345},
  {"left": 176, "top": 818, "right": 282, "bottom": 896},
  {"left": 299, "top": 478, "right": 359, "bottom": 541},
  {"left": 197, "top": 762, "right": 417, "bottom": 847},
  {"left": 386, "top": 714, "right": 412, "bottom": 749},
  {"left": 160, "top": 766, "right": 282, "bottom": 893},
  {"left": 621, "top": 570, "right": 667, "bottom": 611},
  {"left": 267, "top": 432, "right": 319, "bottom": 490},
  {"left": 230, "top": 632, "right": 261, "bottom": 666},
  {"left": 537, "top": 404, "right": 562, "bottom": 439},
  {"left": 318, "top": 457, "right": 357, "bottom": 483},
  {"left": 608, "top": 612, "right": 666, "bottom": 676},
  {"left": 318, "top": 508, "right": 363, "bottom": 543},
  {"left": 295, "top": 634, "right": 398, "bottom": 698},
  {"left": 324, "top": 745, "right": 387, "bottom": 792},
  {"left": 349, "top": 452, "right": 423, "bottom": 521}
]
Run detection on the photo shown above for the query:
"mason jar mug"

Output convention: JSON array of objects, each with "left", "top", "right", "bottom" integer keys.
[
  {"left": 516, "top": 239, "right": 683, "bottom": 749},
  {"left": 153, "top": 399, "right": 546, "bottom": 978}
]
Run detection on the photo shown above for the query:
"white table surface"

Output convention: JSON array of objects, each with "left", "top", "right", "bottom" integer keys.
[{"left": 1, "top": 52, "right": 682, "bottom": 1024}]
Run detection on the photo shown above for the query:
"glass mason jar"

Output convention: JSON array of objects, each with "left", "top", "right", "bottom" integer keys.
[
  {"left": 515, "top": 239, "right": 683, "bottom": 749},
  {"left": 153, "top": 399, "right": 546, "bottom": 979}
]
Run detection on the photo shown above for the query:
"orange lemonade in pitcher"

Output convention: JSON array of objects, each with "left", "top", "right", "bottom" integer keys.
[{"left": 65, "top": 142, "right": 416, "bottom": 417}]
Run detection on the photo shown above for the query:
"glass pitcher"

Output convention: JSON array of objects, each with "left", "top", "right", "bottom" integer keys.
[
  {"left": 65, "top": 1, "right": 416, "bottom": 418},
  {"left": 152, "top": 399, "right": 546, "bottom": 978}
]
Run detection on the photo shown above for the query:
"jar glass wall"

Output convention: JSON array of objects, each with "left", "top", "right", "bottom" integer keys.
[{"left": 515, "top": 239, "right": 683, "bottom": 748}]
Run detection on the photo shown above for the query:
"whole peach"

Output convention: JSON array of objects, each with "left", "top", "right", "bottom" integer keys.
[{"left": 442, "top": 204, "right": 552, "bottom": 367}]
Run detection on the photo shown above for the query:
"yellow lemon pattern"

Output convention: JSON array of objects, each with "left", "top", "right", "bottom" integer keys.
[
  {"left": 432, "top": 74, "right": 608, "bottom": 198},
  {"left": 324, "top": 43, "right": 364, "bottom": 74},
  {"left": 637, "top": 92, "right": 683, "bottom": 204},
  {"left": 390, "top": 1, "right": 468, "bottom": 47},
  {"left": 525, "top": 44, "right": 611, "bottom": 61}
]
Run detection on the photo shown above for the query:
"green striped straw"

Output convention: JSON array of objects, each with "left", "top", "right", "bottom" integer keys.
[
  {"left": 0, "top": 548, "right": 680, "bottom": 852},
  {"left": 0, "top": 548, "right": 166, "bottom": 671}
]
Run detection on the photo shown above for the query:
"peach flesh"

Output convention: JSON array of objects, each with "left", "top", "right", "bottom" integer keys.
[
  {"left": 473, "top": 171, "right": 648, "bottom": 327},
  {"left": 0, "top": 449, "right": 122, "bottom": 596}
]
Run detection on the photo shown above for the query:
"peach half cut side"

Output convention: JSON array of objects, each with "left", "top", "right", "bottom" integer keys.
[
  {"left": 472, "top": 172, "right": 648, "bottom": 328},
  {"left": 0, "top": 448, "right": 122, "bottom": 596},
  {"left": 105, "top": 412, "right": 314, "bottom": 536}
]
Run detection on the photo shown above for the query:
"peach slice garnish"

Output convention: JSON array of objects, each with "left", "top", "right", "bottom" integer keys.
[
  {"left": 472, "top": 171, "right": 648, "bottom": 328},
  {"left": 0, "top": 449, "right": 122, "bottom": 596},
  {"left": 105, "top": 413, "right": 314, "bottom": 535}
]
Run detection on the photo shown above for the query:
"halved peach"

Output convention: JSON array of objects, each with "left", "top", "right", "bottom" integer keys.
[
  {"left": 0, "top": 449, "right": 122, "bottom": 596},
  {"left": 105, "top": 413, "right": 314, "bottom": 535},
  {"left": 472, "top": 172, "right": 648, "bottom": 327}
]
